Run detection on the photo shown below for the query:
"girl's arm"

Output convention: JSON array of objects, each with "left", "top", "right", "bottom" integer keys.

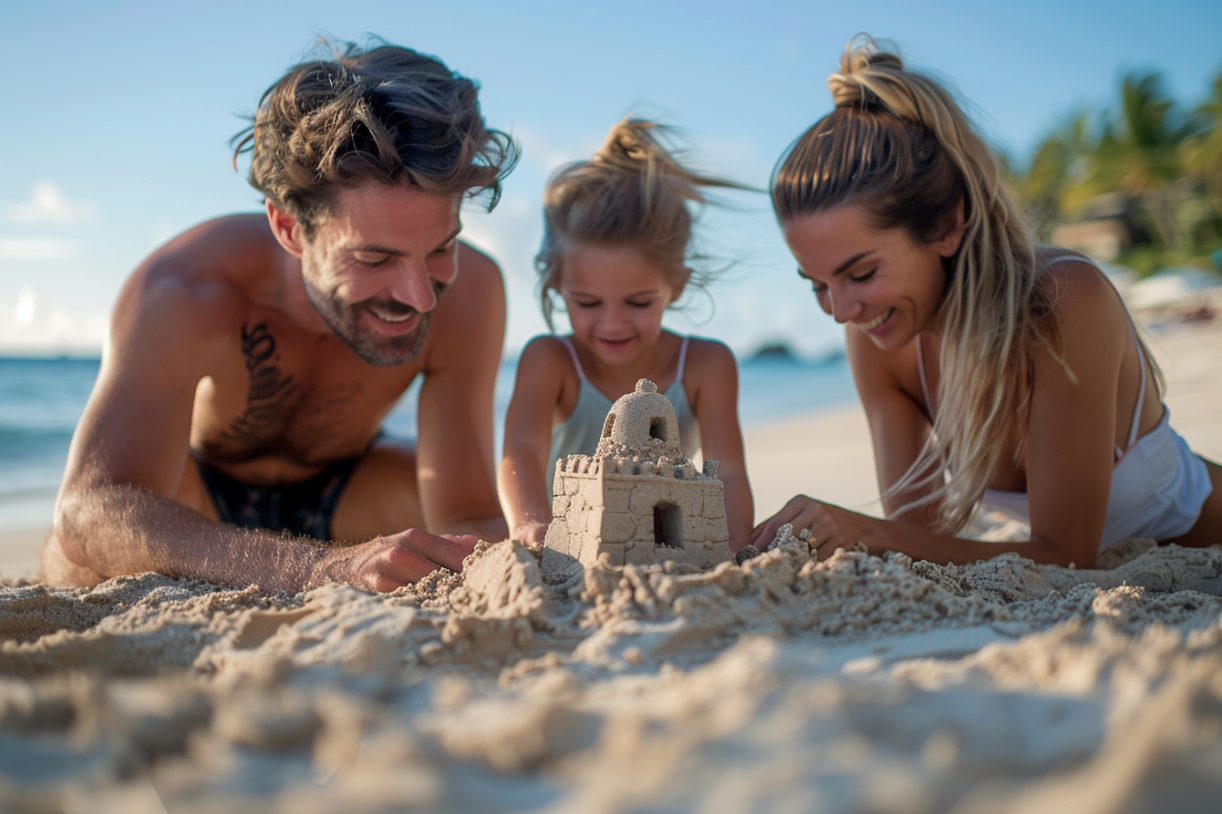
[
  {"left": 497, "top": 338, "right": 570, "bottom": 544},
  {"left": 687, "top": 339, "right": 754, "bottom": 551},
  {"left": 754, "top": 262, "right": 1125, "bottom": 568}
]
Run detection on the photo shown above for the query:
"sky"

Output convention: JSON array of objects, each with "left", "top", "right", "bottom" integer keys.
[{"left": 1, "top": 0, "right": 1220, "bottom": 358}]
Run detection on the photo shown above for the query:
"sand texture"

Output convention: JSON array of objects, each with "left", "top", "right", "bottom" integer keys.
[{"left": 0, "top": 530, "right": 1218, "bottom": 812}]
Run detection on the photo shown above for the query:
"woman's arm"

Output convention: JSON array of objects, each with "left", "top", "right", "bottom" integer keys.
[
  {"left": 754, "top": 262, "right": 1127, "bottom": 568},
  {"left": 846, "top": 326, "right": 940, "bottom": 523},
  {"left": 686, "top": 339, "right": 754, "bottom": 551},
  {"left": 497, "top": 338, "right": 570, "bottom": 544}
]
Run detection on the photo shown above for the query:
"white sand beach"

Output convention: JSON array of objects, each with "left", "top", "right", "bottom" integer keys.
[{"left": 0, "top": 318, "right": 1219, "bottom": 811}]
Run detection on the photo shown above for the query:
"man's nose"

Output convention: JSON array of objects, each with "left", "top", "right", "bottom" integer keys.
[{"left": 387, "top": 260, "right": 437, "bottom": 312}]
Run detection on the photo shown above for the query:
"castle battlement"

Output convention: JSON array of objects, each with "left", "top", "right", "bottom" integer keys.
[{"left": 543, "top": 378, "right": 732, "bottom": 573}]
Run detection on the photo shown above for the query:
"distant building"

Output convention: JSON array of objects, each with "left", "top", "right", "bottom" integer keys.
[{"left": 1050, "top": 192, "right": 1148, "bottom": 261}]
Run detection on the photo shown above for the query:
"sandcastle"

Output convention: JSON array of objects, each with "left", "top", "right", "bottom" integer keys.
[{"left": 542, "top": 378, "right": 732, "bottom": 574}]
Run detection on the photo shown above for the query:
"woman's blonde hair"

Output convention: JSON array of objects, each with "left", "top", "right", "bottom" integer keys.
[
  {"left": 536, "top": 118, "right": 741, "bottom": 330},
  {"left": 773, "top": 36, "right": 1100, "bottom": 533}
]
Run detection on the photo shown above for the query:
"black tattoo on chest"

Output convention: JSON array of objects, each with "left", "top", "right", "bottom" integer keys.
[{"left": 222, "top": 323, "right": 300, "bottom": 444}]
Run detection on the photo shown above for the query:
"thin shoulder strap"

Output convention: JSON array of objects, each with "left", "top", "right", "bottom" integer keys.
[
  {"left": 675, "top": 335, "right": 691, "bottom": 382},
  {"left": 1039, "top": 252, "right": 1144, "bottom": 456},
  {"left": 915, "top": 335, "right": 933, "bottom": 417},
  {"left": 558, "top": 336, "right": 587, "bottom": 381},
  {"left": 1041, "top": 253, "right": 1099, "bottom": 270},
  {"left": 1123, "top": 322, "right": 1148, "bottom": 454}
]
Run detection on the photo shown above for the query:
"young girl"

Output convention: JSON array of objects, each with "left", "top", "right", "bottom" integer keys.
[
  {"left": 499, "top": 118, "right": 754, "bottom": 550},
  {"left": 753, "top": 37, "right": 1221, "bottom": 567}
]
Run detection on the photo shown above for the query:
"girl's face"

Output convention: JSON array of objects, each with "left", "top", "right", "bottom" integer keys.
[
  {"left": 783, "top": 203, "right": 963, "bottom": 350},
  {"left": 558, "top": 243, "right": 681, "bottom": 367}
]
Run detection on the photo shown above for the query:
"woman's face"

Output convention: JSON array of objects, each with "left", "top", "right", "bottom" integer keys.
[
  {"left": 782, "top": 203, "right": 963, "bottom": 350},
  {"left": 557, "top": 243, "right": 681, "bottom": 368}
]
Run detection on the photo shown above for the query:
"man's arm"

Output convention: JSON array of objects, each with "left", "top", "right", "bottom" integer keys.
[
  {"left": 47, "top": 222, "right": 472, "bottom": 591},
  {"left": 415, "top": 242, "right": 509, "bottom": 540}
]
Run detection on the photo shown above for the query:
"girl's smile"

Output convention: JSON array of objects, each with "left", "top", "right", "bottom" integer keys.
[{"left": 558, "top": 243, "right": 681, "bottom": 368}]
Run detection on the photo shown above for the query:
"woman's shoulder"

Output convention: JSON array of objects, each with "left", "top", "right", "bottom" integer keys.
[{"left": 1034, "top": 247, "right": 1125, "bottom": 317}]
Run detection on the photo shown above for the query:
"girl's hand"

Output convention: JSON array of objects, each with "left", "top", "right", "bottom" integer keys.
[
  {"left": 752, "top": 495, "right": 885, "bottom": 558},
  {"left": 512, "top": 520, "right": 550, "bottom": 545}
]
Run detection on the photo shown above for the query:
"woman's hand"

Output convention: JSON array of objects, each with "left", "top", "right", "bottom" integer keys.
[{"left": 752, "top": 495, "right": 887, "bottom": 558}]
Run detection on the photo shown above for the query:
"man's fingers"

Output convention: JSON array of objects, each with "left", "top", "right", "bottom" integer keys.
[{"left": 398, "top": 528, "right": 477, "bottom": 572}]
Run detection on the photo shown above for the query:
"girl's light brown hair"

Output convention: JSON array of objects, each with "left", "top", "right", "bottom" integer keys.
[
  {"left": 773, "top": 36, "right": 1127, "bottom": 533},
  {"left": 232, "top": 39, "right": 518, "bottom": 235},
  {"left": 536, "top": 118, "right": 743, "bottom": 329}
]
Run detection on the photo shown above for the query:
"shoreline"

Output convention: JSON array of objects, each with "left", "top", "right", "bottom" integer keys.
[{"left": 3, "top": 318, "right": 1220, "bottom": 581}]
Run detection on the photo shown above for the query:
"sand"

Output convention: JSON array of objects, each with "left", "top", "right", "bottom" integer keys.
[
  {"left": 0, "top": 532, "right": 1219, "bottom": 812},
  {"left": 0, "top": 319, "right": 1218, "bottom": 811}
]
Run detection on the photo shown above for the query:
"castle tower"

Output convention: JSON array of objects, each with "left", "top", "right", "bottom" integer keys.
[{"left": 542, "top": 379, "right": 732, "bottom": 574}]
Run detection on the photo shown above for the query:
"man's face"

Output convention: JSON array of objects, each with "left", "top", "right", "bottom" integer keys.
[{"left": 298, "top": 183, "right": 462, "bottom": 366}]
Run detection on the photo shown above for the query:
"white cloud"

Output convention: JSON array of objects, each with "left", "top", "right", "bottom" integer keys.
[
  {"left": 0, "top": 288, "right": 107, "bottom": 354},
  {"left": 4, "top": 182, "right": 96, "bottom": 226},
  {"left": 0, "top": 237, "right": 77, "bottom": 260},
  {"left": 15, "top": 287, "right": 35, "bottom": 326}
]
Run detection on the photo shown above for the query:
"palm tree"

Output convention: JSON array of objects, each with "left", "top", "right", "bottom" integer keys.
[
  {"left": 1090, "top": 70, "right": 1185, "bottom": 249},
  {"left": 1183, "top": 71, "right": 1222, "bottom": 217},
  {"left": 1019, "top": 109, "right": 1092, "bottom": 238}
]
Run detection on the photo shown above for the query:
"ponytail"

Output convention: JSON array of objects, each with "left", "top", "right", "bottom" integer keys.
[{"left": 774, "top": 36, "right": 1048, "bottom": 534}]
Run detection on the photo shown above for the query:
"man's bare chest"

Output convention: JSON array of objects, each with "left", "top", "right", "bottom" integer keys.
[{"left": 192, "top": 319, "right": 418, "bottom": 470}]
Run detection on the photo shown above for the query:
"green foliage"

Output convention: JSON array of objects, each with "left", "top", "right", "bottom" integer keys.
[{"left": 1017, "top": 65, "right": 1222, "bottom": 269}]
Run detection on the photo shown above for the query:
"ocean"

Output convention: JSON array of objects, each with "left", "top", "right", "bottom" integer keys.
[{"left": 0, "top": 353, "right": 857, "bottom": 530}]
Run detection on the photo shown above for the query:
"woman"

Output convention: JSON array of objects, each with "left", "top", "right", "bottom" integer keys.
[{"left": 753, "top": 36, "right": 1221, "bottom": 567}]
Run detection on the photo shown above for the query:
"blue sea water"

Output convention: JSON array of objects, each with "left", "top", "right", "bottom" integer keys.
[{"left": 0, "top": 353, "right": 857, "bottom": 528}]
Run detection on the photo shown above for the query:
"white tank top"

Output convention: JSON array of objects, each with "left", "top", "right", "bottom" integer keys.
[{"left": 546, "top": 335, "right": 701, "bottom": 493}]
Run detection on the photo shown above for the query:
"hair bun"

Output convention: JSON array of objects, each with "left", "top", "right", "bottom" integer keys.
[
  {"left": 593, "top": 117, "right": 655, "bottom": 163},
  {"left": 827, "top": 34, "right": 904, "bottom": 110}
]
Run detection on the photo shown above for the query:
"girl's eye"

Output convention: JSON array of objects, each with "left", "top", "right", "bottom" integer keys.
[
  {"left": 575, "top": 301, "right": 600, "bottom": 309},
  {"left": 811, "top": 282, "right": 827, "bottom": 294},
  {"left": 849, "top": 269, "right": 877, "bottom": 283},
  {"left": 431, "top": 241, "right": 457, "bottom": 257},
  {"left": 627, "top": 300, "right": 653, "bottom": 308}
]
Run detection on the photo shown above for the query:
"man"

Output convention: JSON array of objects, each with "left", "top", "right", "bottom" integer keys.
[{"left": 44, "top": 42, "right": 519, "bottom": 593}]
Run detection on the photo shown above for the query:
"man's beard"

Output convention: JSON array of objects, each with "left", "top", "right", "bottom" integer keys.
[{"left": 307, "top": 284, "right": 436, "bottom": 367}]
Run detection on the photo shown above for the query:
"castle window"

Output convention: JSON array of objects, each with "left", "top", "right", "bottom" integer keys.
[
  {"left": 649, "top": 417, "right": 667, "bottom": 442},
  {"left": 652, "top": 502, "right": 683, "bottom": 549}
]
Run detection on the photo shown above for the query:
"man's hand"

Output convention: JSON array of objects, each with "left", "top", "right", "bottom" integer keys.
[{"left": 311, "top": 529, "right": 480, "bottom": 593}]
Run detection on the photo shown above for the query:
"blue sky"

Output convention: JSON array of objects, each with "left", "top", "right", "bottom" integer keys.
[{"left": 1, "top": 0, "right": 1220, "bottom": 357}]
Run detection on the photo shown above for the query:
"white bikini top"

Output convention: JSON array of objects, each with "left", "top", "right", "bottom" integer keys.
[{"left": 915, "top": 254, "right": 1212, "bottom": 547}]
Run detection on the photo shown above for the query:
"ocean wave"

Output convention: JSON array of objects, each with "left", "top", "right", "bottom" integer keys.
[{"left": 0, "top": 424, "right": 74, "bottom": 461}]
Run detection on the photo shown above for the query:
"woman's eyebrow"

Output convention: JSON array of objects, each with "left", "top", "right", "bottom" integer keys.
[{"left": 831, "top": 251, "right": 872, "bottom": 276}]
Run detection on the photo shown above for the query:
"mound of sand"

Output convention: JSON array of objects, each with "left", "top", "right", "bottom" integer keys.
[{"left": 0, "top": 529, "right": 1220, "bottom": 812}]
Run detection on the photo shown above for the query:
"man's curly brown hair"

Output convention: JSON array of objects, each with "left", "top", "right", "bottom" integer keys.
[{"left": 232, "top": 39, "right": 518, "bottom": 235}]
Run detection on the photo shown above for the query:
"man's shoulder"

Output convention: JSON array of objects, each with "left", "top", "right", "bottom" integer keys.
[
  {"left": 431, "top": 241, "right": 506, "bottom": 328},
  {"left": 421, "top": 241, "right": 507, "bottom": 372},
  {"left": 119, "top": 214, "right": 279, "bottom": 337},
  {"left": 452, "top": 241, "right": 504, "bottom": 305}
]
